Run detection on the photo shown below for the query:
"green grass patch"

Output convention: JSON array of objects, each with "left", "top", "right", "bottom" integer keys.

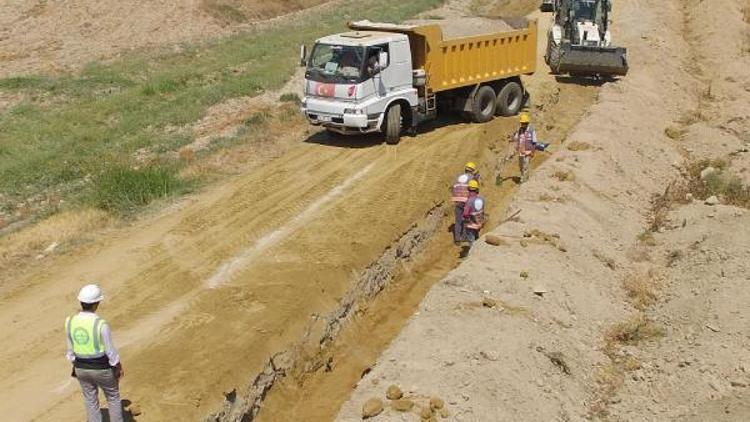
[
  {"left": 0, "top": 0, "right": 444, "bottom": 213},
  {"left": 88, "top": 164, "right": 192, "bottom": 213},
  {"left": 685, "top": 159, "right": 750, "bottom": 208}
]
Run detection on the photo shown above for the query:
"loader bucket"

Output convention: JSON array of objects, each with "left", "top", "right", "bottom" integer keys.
[{"left": 557, "top": 43, "right": 629, "bottom": 77}]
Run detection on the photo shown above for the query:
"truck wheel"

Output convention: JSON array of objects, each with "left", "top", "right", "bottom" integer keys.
[
  {"left": 384, "top": 104, "right": 401, "bottom": 145},
  {"left": 471, "top": 86, "right": 496, "bottom": 123},
  {"left": 496, "top": 81, "right": 523, "bottom": 116}
]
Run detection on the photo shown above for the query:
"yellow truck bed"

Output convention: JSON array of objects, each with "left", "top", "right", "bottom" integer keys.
[{"left": 349, "top": 18, "right": 537, "bottom": 93}]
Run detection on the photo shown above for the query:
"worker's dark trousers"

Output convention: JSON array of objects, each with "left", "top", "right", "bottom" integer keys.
[
  {"left": 453, "top": 203, "right": 465, "bottom": 242},
  {"left": 465, "top": 229, "right": 479, "bottom": 249}
]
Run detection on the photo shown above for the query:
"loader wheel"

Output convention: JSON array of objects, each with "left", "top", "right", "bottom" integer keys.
[
  {"left": 496, "top": 81, "right": 523, "bottom": 116},
  {"left": 384, "top": 104, "right": 401, "bottom": 145},
  {"left": 471, "top": 85, "right": 496, "bottom": 123}
]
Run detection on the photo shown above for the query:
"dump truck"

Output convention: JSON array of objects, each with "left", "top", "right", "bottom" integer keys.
[
  {"left": 300, "top": 18, "right": 537, "bottom": 144},
  {"left": 541, "top": 0, "right": 628, "bottom": 77}
]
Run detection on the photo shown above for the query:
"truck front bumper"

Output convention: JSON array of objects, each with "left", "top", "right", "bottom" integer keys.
[{"left": 302, "top": 107, "right": 382, "bottom": 134}]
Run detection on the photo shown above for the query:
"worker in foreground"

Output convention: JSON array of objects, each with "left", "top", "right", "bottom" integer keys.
[
  {"left": 462, "top": 179, "right": 486, "bottom": 251},
  {"left": 450, "top": 162, "right": 481, "bottom": 245},
  {"left": 512, "top": 112, "right": 538, "bottom": 183},
  {"left": 66, "top": 284, "right": 124, "bottom": 422}
]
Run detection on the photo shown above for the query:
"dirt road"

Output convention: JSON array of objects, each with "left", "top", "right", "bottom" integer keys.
[{"left": 0, "top": 103, "right": 500, "bottom": 421}]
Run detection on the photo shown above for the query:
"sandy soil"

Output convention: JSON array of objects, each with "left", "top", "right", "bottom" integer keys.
[
  {"left": 406, "top": 18, "right": 514, "bottom": 39},
  {"left": 0, "top": 0, "right": 328, "bottom": 77},
  {"left": 0, "top": 73, "right": 557, "bottom": 422},
  {"left": 336, "top": 0, "right": 750, "bottom": 420}
]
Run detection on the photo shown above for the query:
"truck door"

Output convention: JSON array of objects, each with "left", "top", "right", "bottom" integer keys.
[
  {"left": 371, "top": 40, "right": 412, "bottom": 97},
  {"left": 364, "top": 43, "right": 389, "bottom": 97}
]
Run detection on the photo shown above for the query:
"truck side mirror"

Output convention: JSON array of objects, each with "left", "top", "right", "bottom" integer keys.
[
  {"left": 299, "top": 45, "right": 307, "bottom": 67},
  {"left": 378, "top": 51, "right": 389, "bottom": 69}
]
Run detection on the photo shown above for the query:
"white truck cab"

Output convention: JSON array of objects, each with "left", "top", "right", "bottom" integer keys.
[{"left": 300, "top": 31, "right": 418, "bottom": 139}]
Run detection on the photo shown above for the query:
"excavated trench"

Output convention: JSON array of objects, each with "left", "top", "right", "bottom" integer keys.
[
  {"left": 206, "top": 204, "right": 448, "bottom": 421},
  {"left": 206, "top": 78, "right": 601, "bottom": 421}
]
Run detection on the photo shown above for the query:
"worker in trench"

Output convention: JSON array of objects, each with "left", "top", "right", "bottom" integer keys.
[
  {"left": 461, "top": 179, "right": 486, "bottom": 252},
  {"left": 66, "top": 284, "right": 125, "bottom": 422},
  {"left": 450, "top": 162, "right": 481, "bottom": 245},
  {"left": 511, "top": 112, "right": 538, "bottom": 183}
]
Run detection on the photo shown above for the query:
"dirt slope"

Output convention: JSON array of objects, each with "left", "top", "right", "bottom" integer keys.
[
  {"left": 0, "top": 0, "right": 328, "bottom": 77},
  {"left": 336, "top": 0, "right": 750, "bottom": 420}
]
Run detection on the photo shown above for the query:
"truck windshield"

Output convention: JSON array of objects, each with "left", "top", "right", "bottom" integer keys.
[{"left": 307, "top": 44, "right": 365, "bottom": 84}]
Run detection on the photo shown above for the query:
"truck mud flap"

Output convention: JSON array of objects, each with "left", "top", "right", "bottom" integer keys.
[{"left": 557, "top": 44, "right": 629, "bottom": 77}]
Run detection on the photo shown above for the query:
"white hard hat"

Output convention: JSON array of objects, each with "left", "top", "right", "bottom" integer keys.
[{"left": 77, "top": 284, "right": 104, "bottom": 304}]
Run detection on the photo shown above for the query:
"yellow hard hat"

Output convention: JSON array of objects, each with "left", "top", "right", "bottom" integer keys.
[
  {"left": 468, "top": 179, "right": 480, "bottom": 190},
  {"left": 464, "top": 162, "right": 477, "bottom": 172},
  {"left": 519, "top": 113, "right": 531, "bottom": 124}
]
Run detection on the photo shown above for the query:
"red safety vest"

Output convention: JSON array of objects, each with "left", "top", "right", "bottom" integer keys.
[
  {"left": 464, "top": 195, "right": 486, "bottom": 230},
  {"left": 516, "top": 128, "right": 536, "bottom": 156},
  {"left": 451, "top": 173, "right": 474, "bottom": 203}
]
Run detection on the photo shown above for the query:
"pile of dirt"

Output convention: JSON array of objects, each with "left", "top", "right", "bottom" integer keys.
[
  {"left": 0, "top": 0, "right": 329, "bottom": 77},
  {"left": 406, "top": 17, "right": 516, "bottom": 39},
  {"left": 336, "top": 0, "right": 750, "bottom": 420}
]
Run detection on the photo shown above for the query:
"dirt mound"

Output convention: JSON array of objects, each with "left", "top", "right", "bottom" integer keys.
[
  {"left": 336, "top": 0, "right": 750, "bottom": 420},
  {"left": 406, "top": 17, "right": 515, "bottom": 38},
  {"left": 0, "top": 0, "right": 328, "bottom": 77}
]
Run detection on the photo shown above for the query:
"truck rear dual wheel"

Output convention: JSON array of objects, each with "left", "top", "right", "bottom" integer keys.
[
  {"left": 495, "top": 81, "right": 523, "bottom": 116},
  {"left": 470, "top": 86, "right": 497, "bottom": 123},
  {"left": 384, "top": 103, "right": 401, "bottom": 145}
]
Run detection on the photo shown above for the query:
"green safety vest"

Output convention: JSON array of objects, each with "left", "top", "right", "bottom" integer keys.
[{"left": 66, "top": 314, "right": 106, "bottom": 359}]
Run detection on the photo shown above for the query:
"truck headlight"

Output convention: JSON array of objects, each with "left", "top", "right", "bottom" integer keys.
[
  {"left": 300, "top": 98, "right": 307, "bottom": 108},
  {"left": 344, "top": 108, "right": 363, "bottom": 115}
]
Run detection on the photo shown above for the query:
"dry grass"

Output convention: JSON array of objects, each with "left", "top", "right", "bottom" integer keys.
[
  {"left": 593, "top": 249, "right": 616, "bottom": 270},
  {"left": 666, "top": 249, "right": 685, "bottom": 267},
  {"left": 0, "top": 208, "right": 113, "bottom": 270},
  {"left": 647, "top": 180, "right": 689, "bottom": 232},
  {"left": 664, "top": 126, "right": 687, "bottom": 140},
  {"left": 552, "top": 169, "right": 576, "bottom": 182},
  {"left": 622, "top": 270, "right": 660, "bottom": 310},
  {"left": 677, "top": 109, "right": 708, "bottom": 126},
  {"left": 182, "top": 102, "right": 306, "bottom": 178},
  {"left": 590, "top": 313, "right": 663, "bottom": 418},
  {"left": 637, "top": 231, "right": 657, "bottom": 246},
  {"left": 201, "top": 1, "right": 247, "bottom": 26},
  {"left": 536, "top": 192, "right": 555, "bottom": 202},
  {"left": 605, "top": 314, "right": 664, "bottom": 349},
  {"left": 566, "top": 141, "right": 593, "bottom": 151}
]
